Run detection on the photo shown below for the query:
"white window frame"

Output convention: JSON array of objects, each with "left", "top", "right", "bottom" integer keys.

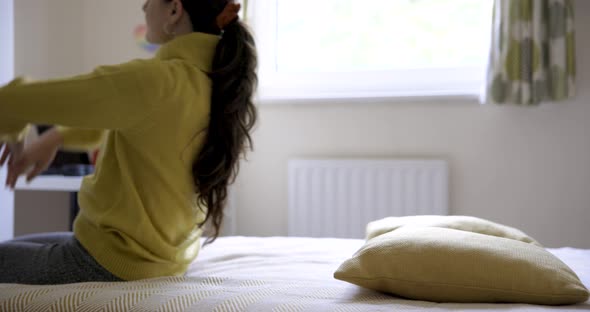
[{"left": 249, "top": 0, "right": 489, "bottom": 103}]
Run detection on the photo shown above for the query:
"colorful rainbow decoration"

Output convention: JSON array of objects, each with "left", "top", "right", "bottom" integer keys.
[{"left": 134, "top": 24, "right": 160, "bottom": 54}]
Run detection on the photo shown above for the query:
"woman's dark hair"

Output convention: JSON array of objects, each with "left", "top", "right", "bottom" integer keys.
[{"left": 174, "top": 0, "right": 257, "bottom": 244}]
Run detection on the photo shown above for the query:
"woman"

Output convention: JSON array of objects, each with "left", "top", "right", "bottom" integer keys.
[{"left": 0, "top": 0, "right": 257, "bottom": 284}]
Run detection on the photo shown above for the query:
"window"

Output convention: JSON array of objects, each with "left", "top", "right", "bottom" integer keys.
[{"left": 249, "top": 0, "right": 494, "bottom": 101}]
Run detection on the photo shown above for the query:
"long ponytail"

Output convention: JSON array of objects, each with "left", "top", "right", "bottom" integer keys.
[{"left": 181, "top": 0, "right": 258, "bottom": 245}]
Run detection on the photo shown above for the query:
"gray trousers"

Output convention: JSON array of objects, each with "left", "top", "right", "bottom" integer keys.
[{"left": 0, "top": 232, "right": 123, "bottom": 285}]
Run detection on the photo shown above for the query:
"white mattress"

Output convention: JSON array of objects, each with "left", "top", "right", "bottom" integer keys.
[{"left": 0, "top": 236, "right": 589, "bottom": 311}]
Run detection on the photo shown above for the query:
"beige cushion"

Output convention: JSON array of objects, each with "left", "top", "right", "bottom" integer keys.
[
  {"left": 335, "top": 227, "right": 589, "bottom": 305},
  {"left": 366, "top": 215, "right": 542, "bottom": 246}
]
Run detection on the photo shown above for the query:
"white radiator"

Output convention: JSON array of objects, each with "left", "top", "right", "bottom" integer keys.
[{"left": 288, "top": 159, "right": 449, "bottom": 238}]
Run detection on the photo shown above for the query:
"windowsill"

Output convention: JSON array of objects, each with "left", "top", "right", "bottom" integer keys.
[
  {"left": 255, "top": 66, "right": 486, "bottom": 106},
  {"left": 256, "top": 91, "right": 482, "bottom": 106}
]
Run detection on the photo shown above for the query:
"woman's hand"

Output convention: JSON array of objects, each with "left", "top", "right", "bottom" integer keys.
[
  {"left": 0, "top": 141, "right": 25, "bottom": 187},
  {"left": 0, "top": 141, "right": 25, "bottom": 173},
  {"left": 1, "top": 128, "right": 63, "bottom": 189}
]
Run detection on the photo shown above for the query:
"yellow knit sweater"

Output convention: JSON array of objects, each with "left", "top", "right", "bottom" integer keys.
[{"left": 0, "top": 32, "right": 220, "bottom": 280}]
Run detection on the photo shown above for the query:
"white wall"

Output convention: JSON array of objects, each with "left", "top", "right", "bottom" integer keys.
[
  {"left": 14, "top": 0, "right": 148, "bottom": 77},
  {"left": 12, "top": 0, "right": 590, "bottom": 248},
  {"left": 232, "top": 0, "right": 590, "bottom": 248},
  {"left": 81, "top": 0, "right": 151, "bottom": 72},
  {"left": 11, "top": 0, "right": 84, "bottom": 236},
  {"left": 235, "top": 94, "right": 590, "bottom": 248},
  {"left": 0, "top": 0, "right": 14, "bottom": 84},
  {"left": 14, "top": 0, "right": 83, "bottom": 79},
  {"left": 0, "top": 0, "right": 15, "bottom": 241}
]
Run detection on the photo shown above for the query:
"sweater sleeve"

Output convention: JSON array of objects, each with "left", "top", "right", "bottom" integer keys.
[
  {"left": 55, "top": 126, "right": 107, "bottom": 152},
  {"left": 0, "top": 78, "right": 31, "bottom": 142},
  {"left": 0, "top": 59, "right": 174, "bottom": 143}
]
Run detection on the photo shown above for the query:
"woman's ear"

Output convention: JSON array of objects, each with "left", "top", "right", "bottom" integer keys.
[
  {"left": 170, "top": 0, "right": 184, "bottom": 17},
  {"left": 164, "top": 0, "right": 184, "bottom": 29}
]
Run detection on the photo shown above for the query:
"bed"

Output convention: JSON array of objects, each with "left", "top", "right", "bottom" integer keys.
[{"left": 0, "top": 236, "right": 589, "bottom": 311}]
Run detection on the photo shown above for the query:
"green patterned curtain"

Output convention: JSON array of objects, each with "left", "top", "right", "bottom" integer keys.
[
  {"left": 241, "top": 0, "right": 249, "bottom": 23},
  {"left": 486, "top": 0, "right": 576, "bottom": 106}
]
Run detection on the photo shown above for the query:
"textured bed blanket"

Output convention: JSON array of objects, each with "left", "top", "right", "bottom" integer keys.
[{"left": 1, "top": 236, "right": 588, "bottom": 311}]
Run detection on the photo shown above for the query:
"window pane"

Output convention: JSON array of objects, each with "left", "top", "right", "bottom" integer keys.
[{"left": 276, "top": 0, "right": 493, "bottom": 73}]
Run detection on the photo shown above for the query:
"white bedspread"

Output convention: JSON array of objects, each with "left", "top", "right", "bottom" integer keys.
[{"left": 0, "top": 236, "right": 588, "bottom": 311}]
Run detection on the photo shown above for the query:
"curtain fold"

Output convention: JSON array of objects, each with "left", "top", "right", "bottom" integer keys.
[
  {"left": 485, "top": 0, "right": 576, "bottom": 106},
  {"left": 241, "top": 0, "right": 250, "bottom": 23}
]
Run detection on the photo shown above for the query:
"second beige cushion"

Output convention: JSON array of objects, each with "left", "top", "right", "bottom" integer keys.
[{"left": 366, "top": 215, "right": 541, "bottom": 246}]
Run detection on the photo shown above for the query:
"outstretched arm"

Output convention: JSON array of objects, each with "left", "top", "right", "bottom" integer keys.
[{"left": 0, "top": 59, "right": 174, "bottom": 143}]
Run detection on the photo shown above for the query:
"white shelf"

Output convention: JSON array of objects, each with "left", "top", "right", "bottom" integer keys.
[
  {"left": 14, "top": 175, "right": 84, "bottom": 192},
  {"left": 0, "top": 168, "right": 83, "bottom": 241}
]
